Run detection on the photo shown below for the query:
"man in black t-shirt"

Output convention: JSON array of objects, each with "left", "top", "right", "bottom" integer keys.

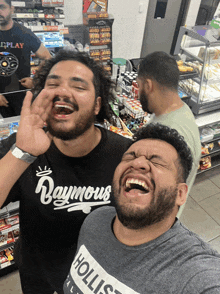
[
  {"left": 0, "top": 50, "right": 131, "bottom": 294},
  {"left": 0, "top": 0, "right": 51, "bottom": 117}
]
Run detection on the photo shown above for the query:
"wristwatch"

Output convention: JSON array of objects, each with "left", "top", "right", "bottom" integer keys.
[{"left": 10, "top": 144, "right": 37, "bottom": 164}]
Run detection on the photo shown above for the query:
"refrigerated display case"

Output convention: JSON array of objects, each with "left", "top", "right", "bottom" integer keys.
[{"left": 174, "top": 25, "right": 220, "bottom": 115}]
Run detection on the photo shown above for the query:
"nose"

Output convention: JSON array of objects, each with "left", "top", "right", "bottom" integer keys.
[
  {"left": 130, "top": 156, "right": 150, "bottom": 172},
  {"left": 53, "top": 88, "right": 72, "bottom": 100}
]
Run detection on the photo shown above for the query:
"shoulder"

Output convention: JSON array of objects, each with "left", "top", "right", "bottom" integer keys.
[
  {"left": 13, "top": 22, "right": 41, "bottom": 44},
  {"left": 82, "top": 206, "right": 116, "bottom": 230},
  {"left": 99, "top": 126, "right": 132, "bottom": 148}
]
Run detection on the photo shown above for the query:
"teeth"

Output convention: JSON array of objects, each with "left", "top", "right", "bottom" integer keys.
[
  {"left": 55, "top": 104, "right": 74, "bottom": 111},
  {"left": 125, "top": 178, "right": 149, "bottom": 192}
]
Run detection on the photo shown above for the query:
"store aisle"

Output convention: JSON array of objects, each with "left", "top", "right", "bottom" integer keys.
[{"left": 0, "top": 166, "right": 220, "bottom": 293}]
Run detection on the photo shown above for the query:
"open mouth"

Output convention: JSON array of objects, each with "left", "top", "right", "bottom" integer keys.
[
  {"left": 125, "top": 178, "right": 150, "bottom": 194},
  {"left": 53, "top": 102, "right": 74, "bottom": 116}
]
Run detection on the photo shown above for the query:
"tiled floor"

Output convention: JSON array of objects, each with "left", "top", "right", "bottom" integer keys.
[
  {"left": 0, "top": 165, "right": 220, "bottom": 293},
  {"left": 180, "top": 165, "right": 220, "bottom": 252}
]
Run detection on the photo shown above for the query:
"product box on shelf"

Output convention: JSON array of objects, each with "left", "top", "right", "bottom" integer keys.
[
  {"left": 0, "top": 230, "right": 14, "bottom": 247},
  {"left": 83, "top": 0, "right": 108, "bottom": 13},
  {"left": 0, "top": 247, "right": 14, "bottom": 268},
  {"left": 0, "top": 122, "right": 19, "bottom": 141},
  {"left": 5, "top": 215, "right": 19, "bottom": 227}
]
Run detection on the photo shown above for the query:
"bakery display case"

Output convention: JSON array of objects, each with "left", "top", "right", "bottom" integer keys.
[{"left": 174, "top": 25, "right": 220, "bottom": 115}]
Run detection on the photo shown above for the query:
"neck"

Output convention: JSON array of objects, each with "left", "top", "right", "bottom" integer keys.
[
  {"left": 113, "top": 214, "right": 177, "bottom": 246},
  {"left": 0, "top": 19, "right": 13, "bottom": 31},
  {"left": 53, "top": 125, "right": 101, "bottom": 157},
  {"left": 154, "top": 91, "right": 184, "bottom": 117}
]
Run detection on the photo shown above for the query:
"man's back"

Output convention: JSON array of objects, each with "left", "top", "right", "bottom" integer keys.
[{"left": 151, "top": 103, "right": 201, "bottom": 216}]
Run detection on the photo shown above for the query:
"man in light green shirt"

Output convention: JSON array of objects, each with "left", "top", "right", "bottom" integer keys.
[{"left": 137, "top": 51, "right": 201, "bottom": 216}]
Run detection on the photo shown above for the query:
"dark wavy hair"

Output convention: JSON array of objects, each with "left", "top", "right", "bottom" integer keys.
[
  {"left": 133, "top": 123, "right": 193, "bottom": 183},
  {"left": 32, "top": 50, "right": 116, "bottom": 123},
  {"left": 138, "top": 51, "right": 179, "bottom": 91}
]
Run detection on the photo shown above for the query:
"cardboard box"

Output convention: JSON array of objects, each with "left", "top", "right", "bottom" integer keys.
[{"left": 83, "top": 0, "right": 108, "bottom": 13}]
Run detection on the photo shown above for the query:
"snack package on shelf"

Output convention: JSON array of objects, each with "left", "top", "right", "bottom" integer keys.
[
  {"left": 211, "top": 123, "right": 220, "bottom": 138},
  {"left": 200, "top": 127, "right": 214, "bottom": 142},
  {"left": 199, "top": 156, "right": 212, "bottom": 170},
  {"left": 0, "top": 251, "right": 8, "bottom": 265},
  {"left": 0, "top": 219, "right": 6, "bottom": 228},
  {"left": 5, "top": 215, "right": 19, "bottom": 226},
  {"left": 0, "top": 231, "right": 14, "bottom": 247},
  {"left": 4, "top": 247, "right": 14, "bottom": 262},
  {"left": 12, "top": 228, "right": 20, "bottom": 241}
]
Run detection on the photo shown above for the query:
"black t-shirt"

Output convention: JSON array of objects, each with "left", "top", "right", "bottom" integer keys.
[
  {"left": 2, "top": 127, "right": 131, "bottom": 250},
  {"left": 0, "top": 21, "right": 41, "bottom": 93}
]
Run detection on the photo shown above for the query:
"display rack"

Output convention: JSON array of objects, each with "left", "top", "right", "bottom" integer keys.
[
  {"left": 0, "top": 202, "right": 19, "bottom": 276},
  {"left": 84, "top": 17, "right": 114, "bottom": 74},
  {"left": 195, "top": 110, "right": 220, "bottom": 174},
  {"left": 0, "top": 116, "right": 20, "bottom": 274},
  {"left": 174, "top": 25, "right": 220, "bottom": 115}
]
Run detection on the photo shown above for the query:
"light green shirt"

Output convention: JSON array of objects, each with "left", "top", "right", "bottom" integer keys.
[{"left": 149, "top": 103, "right": 201, "bottom": 217}]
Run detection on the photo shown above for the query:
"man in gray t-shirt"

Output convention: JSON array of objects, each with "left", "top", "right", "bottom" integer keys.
[
  {"left": 137, "top": 51, "right": 201, "bottom": 217},
  {"left": 64, "top": 124, "right": 220, "bottom": 294}
]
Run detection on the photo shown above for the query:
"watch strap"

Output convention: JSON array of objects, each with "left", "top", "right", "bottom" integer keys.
[{"left": 10, "top": 144, "right": 37, "bottom": 164}]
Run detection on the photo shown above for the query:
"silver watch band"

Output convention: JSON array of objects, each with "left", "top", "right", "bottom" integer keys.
[{"left": 10, "top": 143, "right": 37, "bottom": 164}]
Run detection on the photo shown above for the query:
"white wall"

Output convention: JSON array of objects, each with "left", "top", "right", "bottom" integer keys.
[
  {"left": 63, "top": 0, "right": 149, "bottom": 60},
  {"left": 185, "top": 0, "right": 202, "bottom": 27},
  {"left": 108, "top": 0, "right": 149, "bottom": 59},
  {"left": 62, "top": 0, "right": 202, "bottom": 59}
]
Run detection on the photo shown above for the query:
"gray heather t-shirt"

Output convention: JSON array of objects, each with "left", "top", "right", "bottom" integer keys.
[{"left": 64, "top": 206, "right": 220, "bottom": 294}]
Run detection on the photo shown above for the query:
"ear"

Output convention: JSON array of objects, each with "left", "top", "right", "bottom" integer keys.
[
  {"left": 94, "top": 96, "right": 101, "bottom": 115},
  {"left": 144, "top": 78, "right": 153, "bottom": 93},
  {"left": 176, "top": 183, "right": 188, "bottom": 207}
]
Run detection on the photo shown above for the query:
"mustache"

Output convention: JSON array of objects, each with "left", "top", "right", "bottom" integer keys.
[{"left": 52, "top": 96, "right": 79, "bottom": 111}]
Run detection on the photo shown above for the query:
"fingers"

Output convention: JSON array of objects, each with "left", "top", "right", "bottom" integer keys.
[{"left": 20, "top": 91, "right": 33, "bottom": 116}]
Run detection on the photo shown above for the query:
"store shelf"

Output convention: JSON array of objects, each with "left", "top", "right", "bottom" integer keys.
[
  {"left": 201, "top": 145, "right": 220, "bottom": 159},
  {"left": 0, "top": 241, "right": 16, "bottom": 252},
  {"left": 179, "top": 71, "right": 198, "bottom": 80},
  {"left": 180, "top": 48, "right": 203, "bottom": 63},
  {"left": 198, "top": 154, "right": 220, "bottom": 174},
  {"left": 0, "top": 260, "right": 15, "bottom": 270},
  {"left": 13, "top": 13, "right": 65, "bottom": 19}
]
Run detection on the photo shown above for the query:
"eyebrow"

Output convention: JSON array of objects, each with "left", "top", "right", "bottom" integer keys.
[{"left": 46, "top": 74, "right": 89, "bottom": 86}]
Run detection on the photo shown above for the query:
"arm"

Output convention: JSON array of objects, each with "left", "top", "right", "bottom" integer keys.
[
  {"left": 0, "top": 90, "right": 54, "bottom": 208},
  {"left": 35, "top": 43, "right": 51, "bottom": 60}
]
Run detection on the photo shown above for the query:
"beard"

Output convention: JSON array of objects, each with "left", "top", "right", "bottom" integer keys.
[
  {"left": 113, "top": 182, "right": 178, "bottom": 230},
  {"left": 46, "top": 104, "right": 96, "bottom": 141},
  {"left": 0, "top": 14, "right": 12, "bottom": 26},
  {"left": 139, "top": 89, "right": 153, "bottom": 114}
]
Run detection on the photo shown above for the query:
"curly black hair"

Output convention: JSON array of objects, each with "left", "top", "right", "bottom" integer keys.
[
  {"left": 32, "top": 50, "right": 116, "bottom": 123},
  {"left": 133, "top": 123, "right": 193, "bottom": 183}
]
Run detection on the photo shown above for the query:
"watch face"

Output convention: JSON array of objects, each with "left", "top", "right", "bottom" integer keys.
[{"left": 12, "top": 147, "right": 23, "bottom": 159}]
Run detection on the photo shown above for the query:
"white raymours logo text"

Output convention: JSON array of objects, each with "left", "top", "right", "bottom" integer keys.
[{"left": 35, "top": 166, "right": 111, "bottom": 213}]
